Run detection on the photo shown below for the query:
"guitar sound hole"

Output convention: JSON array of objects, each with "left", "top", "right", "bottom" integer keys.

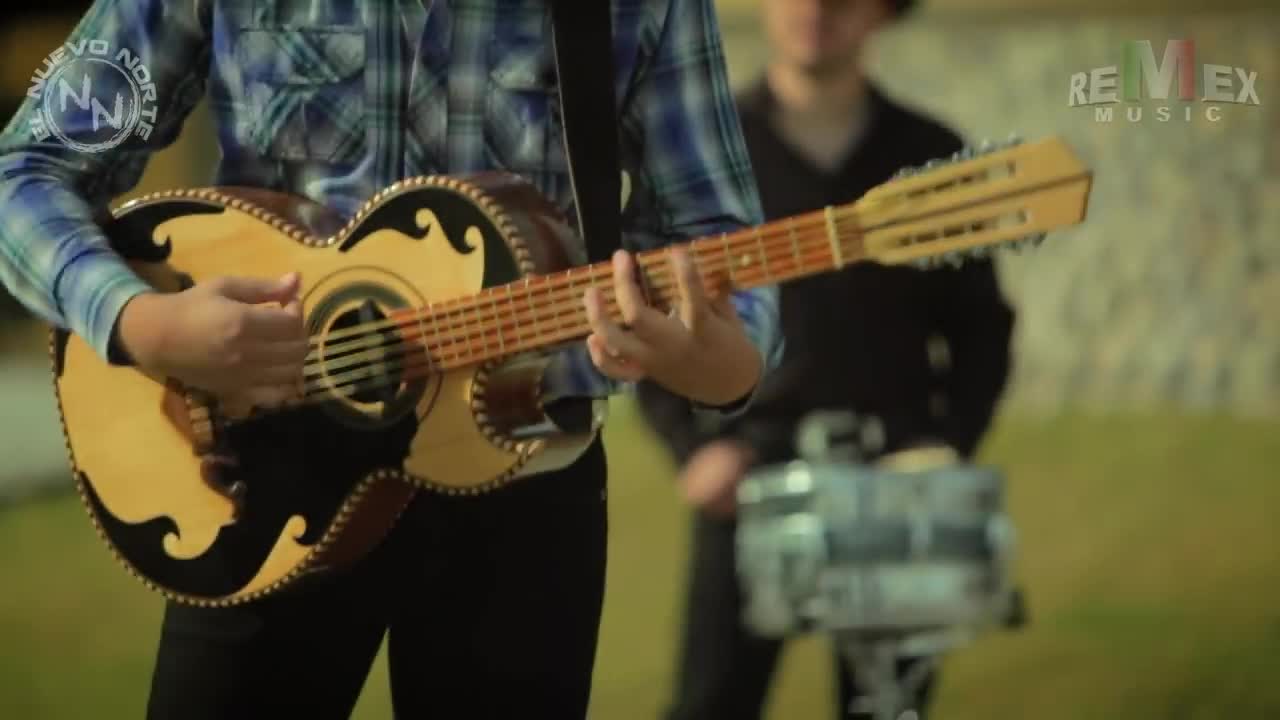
[
  {"left": 329, "top": 300, "right": 404, "bottom": 406},
  {"left": 307, "top": 282, "right": 434, "bottom": 431}
]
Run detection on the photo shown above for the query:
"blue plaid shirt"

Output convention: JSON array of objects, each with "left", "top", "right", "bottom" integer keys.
[{"left": 0, "top": 0, "right": 782, "bottom": 414}]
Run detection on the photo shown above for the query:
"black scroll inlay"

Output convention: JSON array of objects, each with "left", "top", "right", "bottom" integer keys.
[
  {"left": 82, "top": 397, "right": 419, "bottom": 600},
  {"left": 338, "top": 187, "right": 520, "bottom": 289},
  {"left": 78, "top": 188, "right": 530, "bottom": 600},
  {"left": 103, "top": 201, "right": 225, "bottom": 261}
]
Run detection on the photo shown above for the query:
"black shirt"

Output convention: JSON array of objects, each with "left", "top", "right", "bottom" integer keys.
[{"left": 637, "top": 79, "right": 1015, "bottom": 466}]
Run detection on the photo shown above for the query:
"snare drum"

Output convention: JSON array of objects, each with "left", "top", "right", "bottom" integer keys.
[{"left": 734, "top": 443, "right": 1017, "bottom": 639}]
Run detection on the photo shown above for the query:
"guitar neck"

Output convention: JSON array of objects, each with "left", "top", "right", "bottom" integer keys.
[
  {"left": 392, "top": 206, "right": 852, "bottom": 370},
  {"left": 387, "top": 135, "right": 1093, "bottom": 371}
]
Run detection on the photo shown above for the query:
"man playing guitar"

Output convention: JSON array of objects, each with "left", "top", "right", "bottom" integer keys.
[{"left": 0, "top": 1, "right": 782, "bottom": 717}]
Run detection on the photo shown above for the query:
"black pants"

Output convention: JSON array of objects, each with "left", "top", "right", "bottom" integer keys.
[
  {"left": 664, "top": 512, "right": 938, "bottom": 720},
  {"left": 145, "top": 440, "right": 609, "bottom": 719}
]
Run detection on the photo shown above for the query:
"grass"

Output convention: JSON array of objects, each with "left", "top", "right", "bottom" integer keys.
[{"left": 1, "top": 401, "right": 1278, "bottom": 719}]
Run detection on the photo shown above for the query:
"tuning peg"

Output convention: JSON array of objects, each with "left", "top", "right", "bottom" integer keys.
[
  {"left": 910, "top": 256, "right": 935, "bottom": 270},
  {"left": 1007, "top": 233, "right": 1047, "bottom": 253},
  {"left": 944, "top": 252, "right": 965, "bottom": 268},
  {"left": 1009, "top": 236, "right": 1042, "bottom": 253},
  {"left": 892, "top": 164, "right": 918, "bottom": 179},
  {"left": 1005, "top": 131, "right": 1023, "bottom": 147}
]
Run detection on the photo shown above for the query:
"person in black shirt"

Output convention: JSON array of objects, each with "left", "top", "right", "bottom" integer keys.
[{"left": 637, "top": 0, "right": 1016, "bottom": 717}]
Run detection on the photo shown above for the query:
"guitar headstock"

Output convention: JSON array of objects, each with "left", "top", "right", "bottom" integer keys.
[{"left": 849, "top": 135, "right": 1093, "bottom": 269}]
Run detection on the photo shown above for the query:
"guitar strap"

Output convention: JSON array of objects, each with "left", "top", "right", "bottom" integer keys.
[{"left": 549, "top": 0, "right": 622, "bottom": 264}]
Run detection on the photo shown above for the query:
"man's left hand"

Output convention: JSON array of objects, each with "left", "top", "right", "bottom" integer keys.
[
  {"left": 583, "top": 247, "right": 762, "bottom": 407},
  {"left": 679, "top": 439, "right": 754, "bottom": 517}
]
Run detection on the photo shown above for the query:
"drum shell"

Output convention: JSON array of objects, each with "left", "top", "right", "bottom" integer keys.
[{"left": 735, "top": 457, "right": 1015, "bottom": 637}]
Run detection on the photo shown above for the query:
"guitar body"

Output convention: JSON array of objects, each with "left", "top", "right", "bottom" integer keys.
[{"left": 51, "top": 172, "right": 606, "bottom": 606}]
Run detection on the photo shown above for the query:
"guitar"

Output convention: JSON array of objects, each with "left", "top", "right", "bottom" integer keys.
[{"left": 49, "top": 135, "right": 1092, "bottom": 606}]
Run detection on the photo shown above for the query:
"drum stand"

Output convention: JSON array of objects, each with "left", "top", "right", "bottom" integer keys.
[
  {"left": 835, "top": 597, "right": 1027, "bottom": 719},
  {"left": 836, "top": 629, "right": 960, "bottom": 720},
  {"left": 735, "top": 411, "right": 1029, "bottom": 720}
]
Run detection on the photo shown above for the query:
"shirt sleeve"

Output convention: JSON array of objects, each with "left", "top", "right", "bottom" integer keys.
[
  {"left": 0, "top": 0, "right": 212, "bottom": 362},
  {"left": 614, "top": 0, "right": 784, "bottom": 422}
]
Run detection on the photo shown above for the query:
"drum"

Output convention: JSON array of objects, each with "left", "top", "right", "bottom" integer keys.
[{"left": 734, "top": 413, "right": 1019, "bottom": 641}]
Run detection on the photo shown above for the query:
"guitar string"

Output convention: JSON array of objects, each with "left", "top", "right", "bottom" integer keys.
[
  {"left": 214, "top": 162, "right": 1026, "bottom": 417},
  {"left": 303, "top": 178, "right": 971, "bottom": 366},
  {"left": 290, "top": 220, "right": 907, "bottom": 408},
  {"left": 302, "top": 208, "right": 848, "bottom": 353},
  {"left": 300, "top": 221, "right": 851, "bottom": 397},
  {"left": 301, "top": 243, "right": 834, "bottom": 403},
  {"left": 305, "top": 158, "right": 983, "bottom": 353},
  {"left": 303, "top": 219, "right": 847, "bottom": 380},
  {"left": 241, "top": 226, "right": 840, "bottom": 415},
  {"left": 303, "top": 209, "right": 868, "bottom": 370},
  {"left": 241, "top": 225, "right": 1012, "bottom": 419},
  {"left": 302, "top": 207, "right": 1012, "bottom": 406},
  {"left": 302, "top": 207, "right": 1022, "bottom": 411}
]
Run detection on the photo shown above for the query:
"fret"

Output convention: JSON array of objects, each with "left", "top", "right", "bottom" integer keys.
[
  {"left": 636, "top": 253, "right": 653, "bottom": 307},
  {"left": 754, "top": 226, "right": 771, "bottom": 282},
  {"left": 427, "top": 301, "right": 443, "bottom": 367},
  {"left": 585, "top": 265, "right": 599, "bottom": 320},
  {"left": 662, "top": 246, "right": 676, "bottom": 311},
  {"left": 592, "top": 265, "right": 612, "bottom": 328},
  {"left": 569, "top": 266, "right": 582, "bottom": 332},
  {"left": 463, "top": 296, "right": 477, "bottom": 360},
  {"left": 479, "top": 293, "right": 493, "bottom": 359},
  {"left": 788, "top": 217, "right": 802, "bottom": 277},
  {"left": 504, "top": 283, "right": 519, "bottom": 351},
  {"left": 415, "top": 305, "right": 435, "bottom": 375},
  {"left": 446, "top": 298, "right": 466, "bottom": 363},
  {"left": 721, "top": 232, "right": 735, "bottom": 286},
  {"left": 463, "top": 295, "right": 479, "bottom": 360},
  {"left": 490, "top": 287, "right": 505, "bottom": 357},
  {"left": 468, "top": 299, "right": 482, "bottom": 362},
  {"left": 824, "top": 205, "right": 844, "bottom": 268},
  {"left": 524, "top": 276, "right": 540, "bottom": 347},
  {"left": 434, "top": 300, "right": 453, "bottom": 364}
]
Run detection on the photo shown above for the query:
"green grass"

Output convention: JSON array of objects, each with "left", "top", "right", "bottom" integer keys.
[{"left": 2, "top": 401, "right": 1278, "bottom": 719}]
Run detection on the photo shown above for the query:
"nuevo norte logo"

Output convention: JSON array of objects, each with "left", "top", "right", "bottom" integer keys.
[
  {"left": 1068, "top": 39, "right": 1260, "bottom": 123},
  {"left": 26, "top": 38, "right": 158, "bottom": 154}
]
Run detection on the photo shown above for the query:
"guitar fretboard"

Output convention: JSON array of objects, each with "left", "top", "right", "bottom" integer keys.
[{"left": 384, "top": 206, "right": 860, "bottom": 370}]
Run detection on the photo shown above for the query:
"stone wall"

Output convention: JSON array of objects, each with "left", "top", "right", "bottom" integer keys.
[{"left": 718, "top": 9, "right": 1280, "bottom": 417}]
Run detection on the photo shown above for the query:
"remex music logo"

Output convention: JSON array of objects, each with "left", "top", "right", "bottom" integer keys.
[
  {"left": 1068, "top": 39, "right": 1261, "bottom": 123},
  {"left": 25, "top": 39, "right": 158, "bottom": 153}
]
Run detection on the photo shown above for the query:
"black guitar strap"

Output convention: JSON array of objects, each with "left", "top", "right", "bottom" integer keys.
[{"left": 549, "top": 1, "right": 622, "bottom": 264}]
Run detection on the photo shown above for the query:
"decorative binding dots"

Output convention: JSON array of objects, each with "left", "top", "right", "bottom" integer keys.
[{"left": 47, "top": 173, "right": 582, "bottom": 604}]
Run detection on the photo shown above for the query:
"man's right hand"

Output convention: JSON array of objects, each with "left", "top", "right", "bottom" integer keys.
[{"left": 117, "top": 272, "right": 308, "bottom": 408}]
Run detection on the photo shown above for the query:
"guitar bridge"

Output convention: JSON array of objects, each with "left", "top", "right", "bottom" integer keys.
[
  {"left": 472, "top": 353, "right": 606, "bottom": 449},
  {"left": 161, "top": 380, "right": 246, "bottom": 517}
]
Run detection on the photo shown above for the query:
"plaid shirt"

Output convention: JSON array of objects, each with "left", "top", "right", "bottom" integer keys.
[{"left": 0, "top": 0, "right": 781, "bottom": 414}]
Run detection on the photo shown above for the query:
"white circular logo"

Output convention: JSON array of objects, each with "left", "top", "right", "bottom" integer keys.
[{"left": 26, "top": 39, "right": 158, "bottom": 154}]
